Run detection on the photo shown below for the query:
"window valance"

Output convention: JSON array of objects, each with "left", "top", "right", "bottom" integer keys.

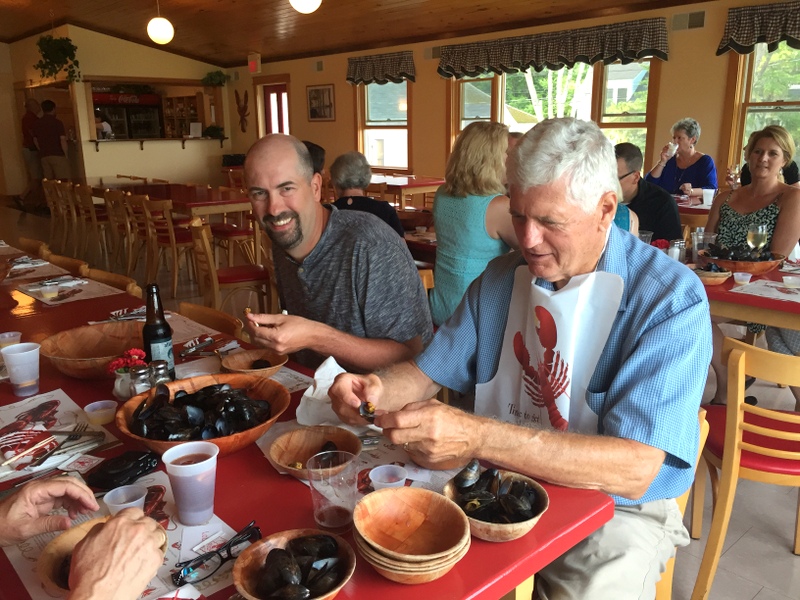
[
  {"left": 437, "top": 18, "right": 668, "bottom": 79},
  {"left": 346, "top": 51, "right": 416, "bottom": 84},
  {"left": 717, "top": 1, "right": 800, "bottom": 55}
]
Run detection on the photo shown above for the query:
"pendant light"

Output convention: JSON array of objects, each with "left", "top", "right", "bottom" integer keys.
[
  {"left": 289, "top": 0, "right": 322, "bottom": 14},
  {"left": 148, "top": 0, "right": 174, "bottom": 45}
]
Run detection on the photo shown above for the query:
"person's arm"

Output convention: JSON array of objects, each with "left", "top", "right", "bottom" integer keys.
[
  {"left": 246, "top": 313, "right": 422, "bottom": 373},
  {"left": 485, "top": 195, "right": 519, "bottom": 249},
  {"left": 645, "top": 145, "right": 673, "bottom": 182},
  {"left": 0, "top": 478, "right": 99, "bottom": 546},
  {"left": 60, "top": 135, "right": 68, "bottom": 156},
  {"left": 68, "top": 509, "right": 165, "bottom": 600},
  {"left": 771, "top": 187, "right": 800, "bottom": 256},
  {"left": 628, "top": 208, "right": 639, "bottom": 236},
  {"left": 680, "top": 155, "right": 719, "bottom": 197}
]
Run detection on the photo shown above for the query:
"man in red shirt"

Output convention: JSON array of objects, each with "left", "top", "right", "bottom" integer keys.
[
  {"left": 17, "top": 98, "right": 42, "bottom": 208},
  {"left": 32, "top": 100, "right": 70, "bottom": 181}
]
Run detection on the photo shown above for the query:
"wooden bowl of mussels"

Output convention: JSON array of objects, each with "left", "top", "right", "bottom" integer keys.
[
  {"left": 232, "top": 528, "right": 356, "bottom": 600},
  {"left": 269, "top": 426, "right": 362, "bottom": 481},
  {"left": 221, "top": 348, "right": 288, "bottom": 379},
  {"left": 443, "top": 459, "right": 550, "bottom": 543},
  {"left": 116, "top": 373, "right": 291, "bottom": 457},
  {"left": 697, "top": 250, "right": 785, "bottom": 275}
]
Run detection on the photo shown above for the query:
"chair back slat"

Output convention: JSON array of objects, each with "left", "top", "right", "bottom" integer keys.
[{"left": 190, "top": 220, "right": 220, "bottom": 304}]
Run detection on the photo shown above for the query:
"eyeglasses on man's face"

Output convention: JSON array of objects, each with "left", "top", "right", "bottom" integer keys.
[
  {"left": 172, "top": 521, "right": 262, "bottom": 586},
  {"left": 618, "top": 170, "right": 637, "bottom": 181}
]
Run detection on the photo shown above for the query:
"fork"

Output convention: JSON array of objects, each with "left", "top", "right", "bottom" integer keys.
[{"left": 31, "top": 423, "right": 88, "bottom": 467}]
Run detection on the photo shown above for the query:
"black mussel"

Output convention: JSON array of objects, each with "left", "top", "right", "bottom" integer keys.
[
  {"left": 358, "top": 400, "right": 376, "bottom": 422},
  {"left": 507, "top": 479, "right": 527, "bottom": 499},
  {"left": 453, "top": 458, "right": 481, "bottom": 489},
  {"left": 137, "top": 384, "right": 169, "bottom": 421},
  {"left": 251, "top": 358, "right": 272, "bottom": 369},
  {"left": 499, "top": 493, "right": 534, "bottom": 522},
  {"left": 267, "top": 584, "right": 311, "bottom": 600},
  {"left": 307, "top": 557, "right": 340, "bottom": 596},
  {"left": 200, "top": 424, "right": 217, "bottom": 440},
  {"left": 320, "top": 440, "right": 338, "bottom": 454},
  {"left": 473, "top": 467, "right": 499, "bottom": 493},
  {"left": 257, "top": 549, "right": 302, "bottom": 596},
  {"left": 286, "top": 534, "right": 338, "bottom": 560},
  {"left": 184, "top": 405, "right": 204, "bottom": 426}
]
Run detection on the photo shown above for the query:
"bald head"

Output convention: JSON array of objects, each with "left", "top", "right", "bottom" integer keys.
[{"left": 245, "top": 134, "right": 314, "bottom": 187}]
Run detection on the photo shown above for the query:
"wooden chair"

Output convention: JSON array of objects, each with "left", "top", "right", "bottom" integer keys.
[
  {"left": 46, "top": 253, "right": 88, "bottom": 276},
  {"left": 680, "top": 212, "right": 709, "bottom": 247},
  {"left": 251, "top": 215, "right": 281, "bottom": 314},
  {"left": 191, "top": 220, "right": 274, "bottom": 313},
  {"left": 178, "top": 301, "right": 243, "bottom": 339},
  {"left": 418, "top": 269, "right": 434, "bottom": 292},
  {"left": 142, "top": 197, "right": 195, "bottom": 298},
  {"left": 74, "top": 184, "right": 111, "bottom": 269},
  {"left": 78, "top": 265, "right": 142, "bottom": 298},
  {"left": 41, "top": 179, "right": 63, "bottom": 252},
  {"left": 225, "top": 168, "right": 245, "bottom": 190},
  {"left": 16, "top": 237, "right": 49, "bottom": 258},
  {"left": 104, "top": 189, "right": 134, "bottom": 275},
  {"left": 689, "top": 339, "right": 800, "bottom": 600},
  {"left": 151, "top": 178, "right": 170, "bottom": 184},
  {"left": 654, "top": 409, "right": 709, "bottom": 600},
  {"left": 211, "top": 187, "right": 255, "bottom": 266},
  {"left": 55, "top": 180, "right": 81, "bottom": 257},
  {"left": 125, "top": 194, "right": 153, "bottom": 278}
]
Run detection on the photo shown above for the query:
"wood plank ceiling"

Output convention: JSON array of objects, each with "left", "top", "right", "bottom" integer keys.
[{"left": 0, "top": 0, "right": 705, "bottom": 68}]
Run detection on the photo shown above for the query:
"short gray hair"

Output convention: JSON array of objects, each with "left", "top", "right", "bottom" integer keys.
[
  {"left": 507, "top": 118, "right": 619, "bottom": 213},
  {"left": 330, "top": 151, "right": 372, "bottom": 191},
  {"left": 672, "top": 117, "right": 701, "bottom": 142}
]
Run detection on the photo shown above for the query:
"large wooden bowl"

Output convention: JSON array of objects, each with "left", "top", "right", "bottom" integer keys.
[
  {"left": 221, "top": 348, "right": 288, "bottom": 379},
  {"left": 443, "top": 469, "right": 549, "bottom": 542},
  {"left": 232, "top": 528, "right": 355, "bottom": 600},
  {"left": 269, "top": 425, "right": 362, "bottom": 480},
  {"left": 353, "top": 487, "right": 469, "bottom": 562},
  {"left": 40, "top": 321, "right": 144, "bottom": 379},
  {"left": 116, "top": 373, "right": 290, "bottom": 456},
  {"left": 697, "top": 250, "right": 785, "bottom": 275}
]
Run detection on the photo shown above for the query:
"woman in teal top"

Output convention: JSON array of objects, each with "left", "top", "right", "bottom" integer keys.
[{"left": 429, "top": 122, "right": 518, "bottom": 326}]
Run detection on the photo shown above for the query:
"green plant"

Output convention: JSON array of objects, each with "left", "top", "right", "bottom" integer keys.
[
  {"left": 201, "top": 70, "right": 230, "bottom": 87},
  {"left": 203, "top": 125, "right": 224, "bottom": 139},
  {"left": 34, "top": 35, "right": 81, "bottom": 82}
]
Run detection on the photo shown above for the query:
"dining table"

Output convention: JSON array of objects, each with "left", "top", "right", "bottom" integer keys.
[
  {"left": 372, "top": 176, "right": 445, "bottom": 210},
  {"left": 0, "top": 247, "right": 615, "bottom": 600},
  {"left": 91, "top": 183, "right": 252, "bottom": 219}
]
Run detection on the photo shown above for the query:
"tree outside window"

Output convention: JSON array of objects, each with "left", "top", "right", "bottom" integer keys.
[{"left": 358, "top": 81, "right": 409, "bottom": 170}]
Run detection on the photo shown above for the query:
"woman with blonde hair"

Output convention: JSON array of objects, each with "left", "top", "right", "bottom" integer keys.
[{"left": 429, "top": 121, "right": 518, "bottom": 325}]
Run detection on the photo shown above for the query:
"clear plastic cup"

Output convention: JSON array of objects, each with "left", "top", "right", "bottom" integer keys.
[
  {"left": 104, "top": 485, "right": 148, "bottom": 515},
  {"left": 40, "top": 283, "right": 60, "bottom": 299},
  {"left": 733, "top": 272, "right": 752, "bottom": 285},
  {"left": 638, "top": 230, "right": 653, "bottom": 245},
  {"left": 84, "top": 400, "right": 117, "bottom": 426},
  {"left": 666, "top": 142, "right": 678, "bottom": 157},
  {"left": 370, "top": 465, "right": 408, "bottom": 490},
  {"left": 1, "top": 342, "right": 41, "bottom": 397},
  {"left": 0, "top": 331, "right": 21, "bottom": 350},
  {"left": 307, "top": 451, "right": 358, "bottom": 533},
  {"left": 162, "top": 441, "right": 219, "bottom": 526}
]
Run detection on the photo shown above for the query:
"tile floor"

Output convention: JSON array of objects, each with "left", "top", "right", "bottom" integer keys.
[{"left": 2, "top": 196, "right": 799, "bottom": 599}]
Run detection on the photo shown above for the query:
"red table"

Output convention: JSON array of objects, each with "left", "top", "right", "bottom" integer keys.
[
  {"left": 0, "top": 282, "right": 614, "bottom": 600},
  {"left": 372, "top": 176, "right": 445, "bottom": 210}
]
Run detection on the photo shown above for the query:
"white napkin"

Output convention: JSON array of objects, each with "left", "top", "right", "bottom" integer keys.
[
  {"left": 296, "top": 356, "right": 345, "bottom": 425},
  {"left": 10, "top": 258, "right": 47, "bottom": 270}
]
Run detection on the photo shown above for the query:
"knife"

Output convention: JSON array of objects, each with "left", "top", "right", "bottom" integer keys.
[
  {"left": 179, "top": 337, "right": 216, "bottom": 357},
  {"left": 49, "top": 430, "right": 105, "bottom": 438}
]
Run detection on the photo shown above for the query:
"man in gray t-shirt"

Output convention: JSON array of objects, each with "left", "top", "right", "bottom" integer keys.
[{"left": 243, "top": 134, "right": 432, "bottom": 372}]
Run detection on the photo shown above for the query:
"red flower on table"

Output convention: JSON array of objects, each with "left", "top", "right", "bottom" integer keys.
[{"left": 107, "top": 348, "right": 147, "bottom": 374}]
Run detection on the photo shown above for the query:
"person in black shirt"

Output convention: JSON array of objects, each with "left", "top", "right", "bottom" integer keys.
[
  {"left": 735, "top": 160, "right": 800, "bottom": 187},
  {"left": 615, "top": 143, "right": 683, "bottom": 242}
]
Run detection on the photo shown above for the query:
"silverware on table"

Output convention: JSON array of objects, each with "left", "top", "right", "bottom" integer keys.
[
  {"left": 179, "top": 337, "right": 216, "bottom": 357},
  {"left": 31, "top": 423, "right": 88, "bottom": 467},
  {"left": 0, "top": 436, "right": 56, "bottom": 467},
  {"left": 48, "top": 429, "right": 105, "bottom": 438}
]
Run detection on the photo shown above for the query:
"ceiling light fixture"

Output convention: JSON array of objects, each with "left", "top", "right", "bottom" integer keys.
[
  {"left": 289, "top": 0, "right": 322, "bottom": 15},
  {"left": 147, "top": 0, "right": 174, "bottom": 45}
]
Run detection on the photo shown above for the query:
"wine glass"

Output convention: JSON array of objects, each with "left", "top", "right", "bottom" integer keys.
[
  {"left": 728, "top": 164, "right": 741, "bottom": 189},
  {"left": 746, "top": 224, "right": 769, "bottom": 251}
]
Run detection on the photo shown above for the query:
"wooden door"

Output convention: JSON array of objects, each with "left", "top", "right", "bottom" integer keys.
[{"left": 263, "top": 83, "right": 289, "bottom": 135}]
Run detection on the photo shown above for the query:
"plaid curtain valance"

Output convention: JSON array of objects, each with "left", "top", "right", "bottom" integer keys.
[
  {"left": 437, "top": 18, "right": 668, "bottom": 79},
  {"left": 717, "top": 1, "right": 800, "bottom": 55},
  {"left": 347, "top": 51, "right": 416, "bottom": 84}
]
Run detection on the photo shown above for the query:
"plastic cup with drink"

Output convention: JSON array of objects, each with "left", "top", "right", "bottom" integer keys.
[
  {"left": 104, "top": 484, "right": 148, "bottom": 515},
  {"left": 666, "top": 142, "right": 678, "bottom": 158},
  {"left": 1, "top": 342, "right": 41, "bottom": 397},
  {"left": 162, "top": 441, "right": 219, "bottom": 526},
  {"left": 306, "top": 450, "right": 358, "bottom": 534}
]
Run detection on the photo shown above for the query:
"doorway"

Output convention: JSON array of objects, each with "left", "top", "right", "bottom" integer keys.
[{"left": 263, "top": 84, "right": 289, "bottom": 135}]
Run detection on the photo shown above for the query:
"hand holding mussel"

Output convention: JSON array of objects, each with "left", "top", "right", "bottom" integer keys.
[{"left": 358, "top": 401, "right": 376, "bottom": 423}]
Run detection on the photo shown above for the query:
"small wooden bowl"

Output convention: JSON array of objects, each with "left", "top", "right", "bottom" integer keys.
[
  {"left": 221, "top": 348, "right": 288, "bottom": 379},
  {"left": 269, "top": 426, "right": 362, "bottom": 480},
  {"left": 443, "top": 469, "right": 549, "bottom": 542},
  {"left": 40, "top": 321, "right": 144, "bottom": 379},
  {"left": 697, "top": 250, "right": 785, "bottom": 275},
  {"left": 353, "top": 487, "right": 469, "bottom": 562},
  {"left": 693, "top": 268, "right": 732, "bottom": 286},
  {"left": 232, "top": 528, "right": 355, "bottom": 600},
  {"left": 116, "top": 373, "right": 290, "bottom": 456},
  {"left": 352, "top": 528, "right": 468, "bottom": 571},
  {"left": 38, "top": 517, "right": 168, "bottom": 596}
]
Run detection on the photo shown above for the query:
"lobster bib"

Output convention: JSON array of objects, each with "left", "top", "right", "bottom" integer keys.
[{"left": 474, "top": 267, "right": 623, "bottom": 434}]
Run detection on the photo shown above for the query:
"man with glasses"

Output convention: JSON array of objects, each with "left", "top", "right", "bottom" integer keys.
[{"left": 616, "top": 142, "right": 682, "bottom": 243}]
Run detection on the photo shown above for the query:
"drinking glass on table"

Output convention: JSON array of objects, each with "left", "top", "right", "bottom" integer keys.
[
  {"left": 746, "top": 224, "right": 769, "bottom": 251},
  {"left": 727, "top": 164, "right": 741, "bottom": 189}
]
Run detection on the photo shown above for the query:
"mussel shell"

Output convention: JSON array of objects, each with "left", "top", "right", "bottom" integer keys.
[
  {"left": 473, "top": 467, "right": 500, "bottom": 494},
  {"left": 286, "top": 534, "right": 338, "bottom": 560},
  {"left": 499, "top": 493, "right": 534, "bottom": 522},
  {"left": 257, "top": 548, "right": 302, "bottom": 596},
  {"left": 320, "top": 440, "right": 338, "bottom": 454},
  {"left": 267, "top": 584, "right": 311, "bottom": 600},
  {"left": 453, "top": 458, "right": 481, "bottom": 489}
]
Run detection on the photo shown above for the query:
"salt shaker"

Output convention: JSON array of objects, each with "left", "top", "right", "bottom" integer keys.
[
  {"left": 150, "top": 360, "right": 172, "bottom": 385},
  {"left": 129, "top": 365, "right": 152, "bottom": 397},
  {"left": 668, "top": 240, "right": 683, "bottom": 261}
]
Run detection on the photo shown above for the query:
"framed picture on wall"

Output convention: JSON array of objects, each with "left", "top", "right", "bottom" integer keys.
[{"left": 307, "top": 84, "right": 335, "bottom": 122}]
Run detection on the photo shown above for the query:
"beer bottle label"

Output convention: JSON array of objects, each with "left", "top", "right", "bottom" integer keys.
[{"left": 149, "top": 338, "right": 175, "bottom": 371}]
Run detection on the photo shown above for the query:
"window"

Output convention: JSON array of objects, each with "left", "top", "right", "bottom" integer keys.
[
  {"left": 450, "top": 60, "right": 658, "bottom": 163},
  {"left": 733, "top": 41, "right": 800, "bottom": 164},
  {"left": 356, "top": 81, "right": 410, "bottom": 171}
]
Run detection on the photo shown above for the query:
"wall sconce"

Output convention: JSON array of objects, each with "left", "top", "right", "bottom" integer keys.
[
  {"left": 290, "top": 0, "right": 322, "bottom": 14},
  {"left": 148, "top": 0, "right": 174, "bottom": 45}
]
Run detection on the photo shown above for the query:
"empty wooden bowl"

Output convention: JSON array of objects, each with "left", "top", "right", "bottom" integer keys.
[
  {"left": 40, "top": 321, "right": 144, "bottom": 379},
  {"left": 353, "top": 487, "right": 470, "bottom": 562},
  {"left": 443, "top": 469, "right": 549, "bottom": 542},
  {"left": 221, "top": 348, "right": 288, "bottom": 379},
  {"left": 116, "top": 373, "right": 290, "bottom": 456},
  {"left": 697, "top": 250, "right": 785, "bottom": 275},
  {"left": 232, "top": 528, "right": 355, "bottom": 600},
  {"left": 269, "top": 425, "right": 362, "bottom": 480}
]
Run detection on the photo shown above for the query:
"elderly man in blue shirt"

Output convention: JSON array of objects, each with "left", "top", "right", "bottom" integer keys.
[{"left": 330, "top": 117, "right": 712, "bottom": 599}]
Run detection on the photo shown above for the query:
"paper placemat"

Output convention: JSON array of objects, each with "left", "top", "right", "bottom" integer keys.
[
  {"left": 18, "top": 278, "right": 123, "bottom": 305},
  {"left": 729, "top": 279, "right": 800, "bottom": 303},
  {"left": 0, "top": 243, "right": 23, "bottom": 256},
  {"left": 4, "top": 262, "right": 68, "bottom": 283}
]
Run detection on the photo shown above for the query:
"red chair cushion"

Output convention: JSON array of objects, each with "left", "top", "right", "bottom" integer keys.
[
  {"left": 211, "top": 223, "right": 253, "bottom": 239},
  {"left": 217, "top": 264, "right": 271, "bottom": 284},
  {"left": 705, "top": 404, "right": 800, "bottom": 475},
  {"left": 156, "top": 228, "right": 192, "bottom": 244}
]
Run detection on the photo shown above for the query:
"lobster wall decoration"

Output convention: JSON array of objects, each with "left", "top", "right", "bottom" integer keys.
[{"left": 235, "top": 89, "right": 249, "bottom": 133}]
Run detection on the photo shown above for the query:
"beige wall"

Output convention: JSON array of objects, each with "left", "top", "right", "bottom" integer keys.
[{"left": 225, "top": 0, "right": 781, "bottom": 180}]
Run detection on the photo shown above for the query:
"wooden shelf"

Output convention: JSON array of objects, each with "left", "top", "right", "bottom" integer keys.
[
  {"left": 163, "top": 92, "right": 205, "bottom": 139},
  {"left": 89, "top": 138, "right": 228, "bottom": 151}
]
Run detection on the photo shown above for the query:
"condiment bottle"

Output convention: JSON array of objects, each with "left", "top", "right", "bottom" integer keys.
[
  {"left": 149, "top": 360, "right": 172, "bottom": 386},
  {"left": 142, "top": 284, "right": 175, "bottom": 379},
  {"left": 668, "top": 239, "right": 685, "bottom": 262},
  {"left": 129, "top": 365, "right": 152, "bottom": 396}
]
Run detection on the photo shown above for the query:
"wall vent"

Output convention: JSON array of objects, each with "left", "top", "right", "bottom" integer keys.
[
  {"left": 314, "top": 60, "right": 324, "bottom": 72},
  {"left": 424, "top": 46, "right": 441, "bottom": 60},
  {"left": 672, "top": 11, "right": 705, "bottom": 30}
]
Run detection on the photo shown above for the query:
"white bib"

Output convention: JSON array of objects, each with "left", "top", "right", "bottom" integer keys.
[{"left": 474, "top": 266, "right": 623, "bottom": 434}]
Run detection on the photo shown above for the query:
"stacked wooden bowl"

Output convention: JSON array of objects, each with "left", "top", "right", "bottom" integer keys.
[{"left": 352, "top": 487, "right": 470, "bottom": 584}]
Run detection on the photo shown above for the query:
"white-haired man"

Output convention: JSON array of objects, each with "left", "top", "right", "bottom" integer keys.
[{"left": 330, "top": 118, "right": 711, "bottom": 598}]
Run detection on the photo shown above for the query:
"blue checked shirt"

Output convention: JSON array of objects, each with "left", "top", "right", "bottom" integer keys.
[{"left": 416, "top": 225, "right": 712, "bottom": 505}]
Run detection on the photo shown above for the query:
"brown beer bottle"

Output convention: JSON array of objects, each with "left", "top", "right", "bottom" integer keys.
[{"left": 143, "top": 283, "right": 175, "bottom": 379}]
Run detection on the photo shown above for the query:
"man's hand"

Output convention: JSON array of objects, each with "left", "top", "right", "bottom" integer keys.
[
  {"left": 245, "top": 312, "right": 318, "bottom": 355},
  {"left": 69, "top": 509, "right": 165, "bottom": 600},
  {"left": 376, "top": 399, "right": 479, "bottom": 467},
  {"left": 0, "top": 478, "right": 99, "bottom": 547},
  {"left": 329, "top": 373, "right": 384, "bottom": 425}
]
